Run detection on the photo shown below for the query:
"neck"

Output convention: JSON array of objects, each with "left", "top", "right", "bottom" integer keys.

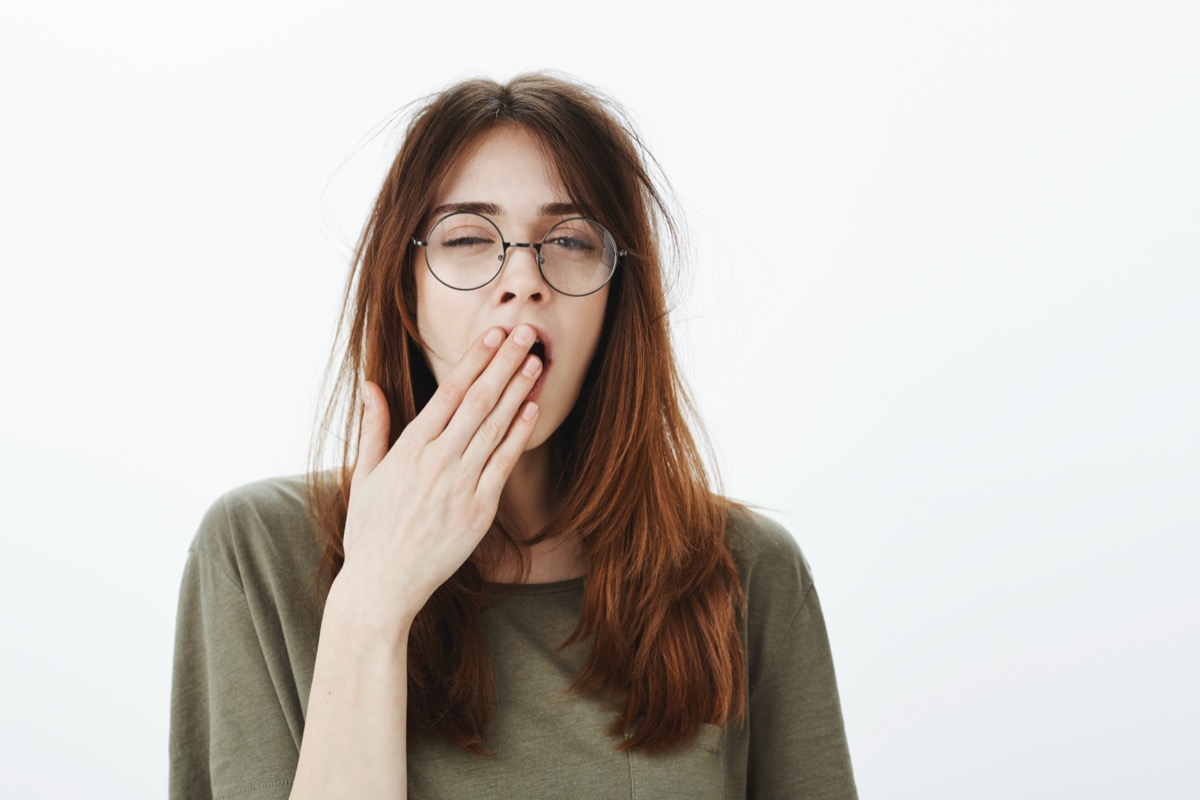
[
  {"left": 501, "top": 439, "right": 555, "bottom": 537},
  {"left": 486, "top": 439, "right": 586, "bottom": 584}
]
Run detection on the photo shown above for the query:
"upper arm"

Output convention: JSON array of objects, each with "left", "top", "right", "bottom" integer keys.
[
  {"left": 729, "top": 509, "right": 858, "bottom": 800},
  {"left": 746, "top": 584, "right": 858, "bottom": 800},
  {"left": 169, "top": 504, "right": 300, "bottom": 800}
]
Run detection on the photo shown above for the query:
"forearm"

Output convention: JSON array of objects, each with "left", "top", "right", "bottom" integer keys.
[
  {"left": 289, "top": 580, "right": 412, "bottom": 800},
  {"left": 286, "top": 332, "right": 540, "bottom": 798}
]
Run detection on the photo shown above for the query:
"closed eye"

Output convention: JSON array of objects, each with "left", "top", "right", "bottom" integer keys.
[
  {"left": 546, "top": 236, "right": 597, "bottom": 251},
  {"left": 444, "top": 236, "right": 493, "bottom": 247}
]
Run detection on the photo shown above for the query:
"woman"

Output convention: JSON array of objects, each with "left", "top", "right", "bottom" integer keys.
[{"left": 170, "top": 73, "right": 857, "bottom": 799}]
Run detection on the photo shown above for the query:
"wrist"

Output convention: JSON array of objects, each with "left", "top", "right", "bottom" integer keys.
[{"left": 323, "top": 568, "right": 418, "bottom": 651}]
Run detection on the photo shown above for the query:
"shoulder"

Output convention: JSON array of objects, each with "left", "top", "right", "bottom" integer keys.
[
  {"left": 724, "top": 503, "right": 814, "bottom": 605},
  {"left": 723, "top": 503, "right": 820, "bottom": 692},
  {"left": 188, "top": 472, "right": 329, "bottom": 593}
]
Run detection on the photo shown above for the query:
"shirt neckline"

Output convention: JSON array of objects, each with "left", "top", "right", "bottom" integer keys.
[{"left": 481, "top": 576, "right": 586, "bottom": 595}]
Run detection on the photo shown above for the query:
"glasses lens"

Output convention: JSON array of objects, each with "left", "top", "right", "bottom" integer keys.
[
  {"left": 540, "top": 219, "right": 617, "bottom": 296},
  {"left": 425, "top": 213, "right": 503, "bottom": 290}
]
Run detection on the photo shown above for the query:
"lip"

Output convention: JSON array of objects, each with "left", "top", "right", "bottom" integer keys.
[{"left": 497, "top": 323, "right": 553, "bottom": 365}]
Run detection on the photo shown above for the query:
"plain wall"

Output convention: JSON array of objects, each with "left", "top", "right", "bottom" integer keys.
[{"left": 1, "top": 1, "right": 1197, "bottom": 797}]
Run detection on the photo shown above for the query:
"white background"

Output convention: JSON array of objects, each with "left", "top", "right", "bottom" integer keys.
[{"left": 1, "top": 1, "right": 1197, "bottom": 798}]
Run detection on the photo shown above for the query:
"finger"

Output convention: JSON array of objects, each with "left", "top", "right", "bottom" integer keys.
[
  {"left": 475, "top": 401, "right": 540, "bottom": 500},
  {"left": 437, "top": 324, "right": 538, "bottom": 453},
  {"left": 351, "top": 381, "right": 390, "bottom": 491},
  {"left": 459, "top": 352, "right": 542, "bottom": 472},
  {"left": 404, "top": 326, "right": 507, "bottom": 443}
]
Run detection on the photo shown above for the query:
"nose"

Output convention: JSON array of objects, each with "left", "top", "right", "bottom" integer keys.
[{"left": 495, "top": 243, "right": 548, "bottom": 303}]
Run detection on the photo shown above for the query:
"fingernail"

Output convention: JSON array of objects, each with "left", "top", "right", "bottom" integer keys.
[
  {"left": 522, "top": 355, "right": 542, "bottom": 377},
  {"left": 522, "top": 402, "right": 539, "bottom": 421},
  {"left": 484, "top": 329, "right": 503, "bottom": 347},
  {"left": 514, "top": 325, "right": 534, "bottom": 346}
]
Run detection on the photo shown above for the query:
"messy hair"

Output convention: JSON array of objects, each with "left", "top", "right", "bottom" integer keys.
[{"left": 306, "top": 72, "right": 746, "bottom": 753}]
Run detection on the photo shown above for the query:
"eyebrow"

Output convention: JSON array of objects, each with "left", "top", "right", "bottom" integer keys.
[{"left": 429, "top": 201, "right": 583, "bottom": 218}]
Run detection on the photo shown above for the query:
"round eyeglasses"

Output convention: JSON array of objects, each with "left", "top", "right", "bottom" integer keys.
[{"left": 411, "top": 212, "right": 625, "bottom": 297}]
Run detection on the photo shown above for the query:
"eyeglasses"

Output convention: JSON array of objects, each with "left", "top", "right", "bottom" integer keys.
[{"left": 411, "top": 212, "right": 625, "bottom": 297}]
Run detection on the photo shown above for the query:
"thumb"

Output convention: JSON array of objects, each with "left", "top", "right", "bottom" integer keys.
[{"left": 353, "top": 381, "right": 391, "bottom": 487}]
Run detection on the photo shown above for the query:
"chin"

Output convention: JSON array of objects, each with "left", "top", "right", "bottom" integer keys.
[
  {"left": 524, "top": 397, "right": 578, "bottom": 452},
  {"left": 523, "top": 418, "right": 556, "bottom": 452}
]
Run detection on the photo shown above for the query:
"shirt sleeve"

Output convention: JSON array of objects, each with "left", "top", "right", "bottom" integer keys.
[
  {"left": 746, "top": 583, "right": 858, "bottom": 800},
  {"left": 169, "top": 503, "right": 299, "bottom": 800}
]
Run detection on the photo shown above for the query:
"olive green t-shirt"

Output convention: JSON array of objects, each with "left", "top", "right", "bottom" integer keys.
[{"left": 169, "top": 474, "right": 857, "bottom": 799}]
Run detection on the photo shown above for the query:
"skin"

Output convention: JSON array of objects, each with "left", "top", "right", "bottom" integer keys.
[
  {"left": 416, "top": 124, "right": 609, "bottom": 454},
  {"left": 415, "top": 123, "right": 610, "bottom": 580},
  {"left": 289, "top": 124, "right": 610, "bottom": 799}
]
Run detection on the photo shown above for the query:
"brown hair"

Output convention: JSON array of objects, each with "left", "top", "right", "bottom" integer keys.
[{"left": 305, "top": 72, "right": 746, "bottom": 753}]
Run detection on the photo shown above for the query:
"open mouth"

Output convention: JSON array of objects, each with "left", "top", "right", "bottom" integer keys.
[{"left": 527, "top": 337, "right": 550, "bottom": 401}]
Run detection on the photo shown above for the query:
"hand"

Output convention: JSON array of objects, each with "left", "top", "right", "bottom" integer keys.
[{"left": 335, "top": 324, "right": 543, "bottom": 632}]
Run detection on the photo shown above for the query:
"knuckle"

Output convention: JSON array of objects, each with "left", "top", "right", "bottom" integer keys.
[
  {"left": 392, "top": 431, "right": 422, "bottom": 462},
  {"left": 478, "top": 415, "right": 506, "bottom": 444},
  {"left": 489, "top": 441, "right": 518, "bottom": 471},
  {"left": 461, "top": 388, "right": 494, "bottom": 416},
  {"left": 422, "top": 440, "right": 453, "bottom": 471},
  {"left": 393, "top": 424, "right": 422, "bottom": 455},
  {"left": 438, "top": 376, "right": 469, "bottom": 402}
]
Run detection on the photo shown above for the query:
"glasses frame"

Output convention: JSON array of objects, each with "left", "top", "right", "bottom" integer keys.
[{"left": 411, "top": 211, "right": 626, "bottom": 297}]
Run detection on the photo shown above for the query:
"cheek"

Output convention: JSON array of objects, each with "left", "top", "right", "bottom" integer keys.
[
  {"left": 582, "top": 291, "right": 610, "bottom": 354},
  {"left": 558, "top": 295, "right": 610, "bottom": 388},
  {"left": 414, "top": 272, "right": 462, "bottom": 380}
]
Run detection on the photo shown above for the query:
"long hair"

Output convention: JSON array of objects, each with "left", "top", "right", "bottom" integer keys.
[{"left": 305, "top": 72, "right": 746, "bottom": 753}]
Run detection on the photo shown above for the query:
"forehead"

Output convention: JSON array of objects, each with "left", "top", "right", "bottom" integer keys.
[{"left": 434, "top": 125, "right": 572, "bottom": 220}]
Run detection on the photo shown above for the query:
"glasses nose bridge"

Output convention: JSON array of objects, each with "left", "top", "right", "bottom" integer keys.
[{"left": 501, "top": 240, "right": 545, "bottom": 268}]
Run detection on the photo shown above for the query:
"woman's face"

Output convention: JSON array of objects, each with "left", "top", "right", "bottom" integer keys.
[{"left": 414, "top": 124, "right": 611, "bottom": 450}]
